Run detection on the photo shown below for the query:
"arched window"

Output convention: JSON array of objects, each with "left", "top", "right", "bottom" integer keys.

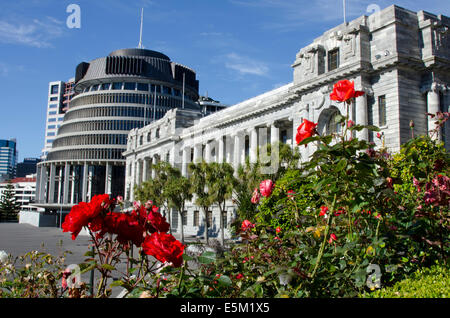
[{"left": 326, "top": 110, "right": 342, "bottom": 135}]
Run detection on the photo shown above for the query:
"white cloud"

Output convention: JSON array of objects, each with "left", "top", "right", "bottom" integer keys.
[
  {"left": 224, "top": 52, "right": 270, "bottom": 76},
  {"left": 0, "top": 16, "right": 64, "bottom": 48}
]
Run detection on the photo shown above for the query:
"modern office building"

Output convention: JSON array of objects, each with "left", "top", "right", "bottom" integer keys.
[
  {"left": 125, "top": 5, "right": 450, "bottom": 239},
  {"left": 0, "top": 139, "right": 18, "bottom": 182},
  {"left": 16, "top": 158, "right": 41, "bottom": 178},
  {"left": 41, "top": 79, "right": 75, "bottom": 159},
  {"left": 34, "top": 48, "right": 204, "bottom": 219}
]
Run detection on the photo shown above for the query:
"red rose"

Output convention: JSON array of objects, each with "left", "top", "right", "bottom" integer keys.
[
  {"left": 142, "top": 232, "right": 185, "bottom": 267},
  {"left": 241, "top": 219, "right": 255, "bottom": 232},
  {"left": 62, "top": 203, "right": 90, "bottom": 240},
  {"left": 287, "top": 190, "right": 295, "bottom": 200},
  {"left": 319, "top": 206, "right": 329, "bottom": 217},
  {"left": 330, "top": 80, "right": 364, "bottom": 103},
  {"left": 147, "top": 209, "right": 170, "bottom": 233},
  {"left": 296, "top": 119, "right": 318, "bottom": 146},
  {"left": 328, "top": 233, "right": 338, "bottom": 244},
  {"left": 276, "top": 227, "right": 281, "bottom": 233},
  {"left": 259, "top": 179, "right": 274, "bottom": 198}
]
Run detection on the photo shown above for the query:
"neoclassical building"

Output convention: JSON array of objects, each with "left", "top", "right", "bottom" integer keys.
[
  {"left": 124, "top": 5, "right": 450, "bottom": 238},
  {"left": 34, "top": 48, "right": 204, "bottom": 217}
]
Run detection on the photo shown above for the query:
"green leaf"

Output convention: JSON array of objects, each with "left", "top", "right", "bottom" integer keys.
[
  {"left": 217, "top": 275, "right": 232, "bottom": 287},
  {"left": 336, "top": 158, "right": 347, "bottom": 172},
  {"left": 182, "top": 254, "right": 193, "bottom": 261},
  {"left": 198, "top": 251, "right": 216, "bottom": 264},
  {"left": 101, "top": 264, "right": 116, "bottom": 271}
]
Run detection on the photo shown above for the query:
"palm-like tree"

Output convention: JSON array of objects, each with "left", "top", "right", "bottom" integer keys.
[
  {"left": 166, "top": 172, "right": 192, "bottom": 244},
  {"left": 189, "top": 161, "right": 213, "bottom": 245},
  {"left": 206, "top": 162, "right": 236, "bottom": 247}
]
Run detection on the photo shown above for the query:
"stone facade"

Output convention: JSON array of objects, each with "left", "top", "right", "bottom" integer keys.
[{"left": 124, "top": 5, "right": 450, "bottom": 239}]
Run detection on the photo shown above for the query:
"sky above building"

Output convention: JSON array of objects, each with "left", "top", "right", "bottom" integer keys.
[{"left": 0, "top": 0, "right": 449, "bottom": 161}]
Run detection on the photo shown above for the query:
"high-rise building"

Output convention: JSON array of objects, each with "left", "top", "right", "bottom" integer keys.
[
  {"left": 35, "top": 48, "right": 203, "bottom": 217},
  {"left": 16, "top": 158, "right": 41, "bottom": 178},
  {"left": 41, "top": 79, "right": 75, "bottom": 159},
  {"left": 0, "top": 139, "right": 18, "bottom": 181}
]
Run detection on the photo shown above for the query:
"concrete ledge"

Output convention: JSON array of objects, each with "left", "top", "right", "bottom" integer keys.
[{"left": 19, "top": 211, "right": 58, "bottom": 227}]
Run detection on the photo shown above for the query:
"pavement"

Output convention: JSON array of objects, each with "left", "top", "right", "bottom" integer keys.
[{"left": 0, "top": 222, "right": 225, "bottom": 297}]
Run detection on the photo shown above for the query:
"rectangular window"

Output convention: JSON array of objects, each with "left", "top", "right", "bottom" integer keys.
[
  {"left": 49, "top": 104, "right": 58, "bottom": 109},
  {"left": 124, "top": 82, "right": 136, "bottom": 90},
  {"left": 378, "top": 95, "right": 387, "bottom": 126},
  {"left": 207, "top": 211, "right": 213, "bottom": 228},
  {"left": 49, "top": 97, "right": 58, "bottom": 101},
  {"left": 182, "top": 211, "right": 187, "bottom": 227},
  {"left": 101, "top": 83, "right": 111, "bottom": 91},
  {"left": 51, "top": 84, "right": 59, "bottom": 95},
  {"left": 49, "top": 111, "right": 57, "bottom": 115},
  {"left": 48, "top": 118, "right": 56, "bottom": 122},
  {"left": 151, "top": 84, "right": 161, "bottom": 93},
  {"left": 137, "top": 83, "right": 149, "bottom": 91},
  {"left": 47, "top": 132, "right": 55, "bottom": 136},
  {"left": 112, "top": 82, "right": 122, "bottom": 90},
  {"left": 193, "top": 210, "right": 199, "bottom": 227},
  {"left": 328, "top": 49, "right": 339, "bottom": 71},
  {"left": 47, "top": 125, "right": 56, "bottom": 129},
  {"left": 91, "top": 84, "right": 99, "bottom": 91},
  {"left": 163, "top": 86, "right": 171, "bottom": 95}
]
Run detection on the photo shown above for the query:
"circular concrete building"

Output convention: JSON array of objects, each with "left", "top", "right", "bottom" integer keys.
[{"left": 35, "top": 48, "right": 200, "bottom": 214}]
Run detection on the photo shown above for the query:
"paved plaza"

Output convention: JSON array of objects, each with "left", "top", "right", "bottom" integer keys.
[{"left": 0, "top": 223, "right": 92, "bottom": 266}]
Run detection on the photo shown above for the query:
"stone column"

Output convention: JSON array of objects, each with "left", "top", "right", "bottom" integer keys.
[
  {"left": 204, "top": 141, "right": 211, "bottom": 163},
  {"left": 427, "top": 83, "right": 441, "bottom": 141},
  {"left": 142, "top": 158, "right": 149, "bottom": 182},
  {"left": 193, "top": 144, "right": 202, "bottom": 164},
  {"left": 270, "top": 122, "right": 280, "bottom": 146},
  {"left": 70, "top": 167, "right": 76, "bottom": 204},
  {"left": 225, "top": 135, "right": 233, "bottom": 164},
  {"left": 35, "top": 165, "right": 42, "bottom": 203},
  {"left": 63, "top": 164, "right": 70, "bottom": 204},
  {"left": 182, "top": 147, "right": 190, "bottom": 176},
  {"left": 136, "top": 159, "right": 142, "bottom": 186},
  {"left": 105, "top": 163, "right": 112, "bottom": 195},
  {"left": 48, "top": 164, "right": 56, "bottom": 204},
  {"left": 355, "top": 93, "right": 369, "bottom": 141},
  {"left": 218, "top": 136, "right": 225, "bottom": 163},
  {"left": 249, "top": 127, "right": 258, "bottom": 164},
  {"left": 82, "top": 163, "right": 88, "bottom": 202},
  {"left": 233, "top": 133, "right": 242, "bottom": 170}
]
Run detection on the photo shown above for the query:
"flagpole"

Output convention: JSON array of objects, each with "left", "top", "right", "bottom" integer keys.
[{"left": 343, "top": 0, "right": 347, "bottom": 24}]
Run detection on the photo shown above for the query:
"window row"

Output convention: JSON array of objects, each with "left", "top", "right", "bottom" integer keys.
[
  {"left": 81, "top": 82, "right": 192, "bottom": 99},
  {"left": 70, "top": 92, "right": 189, "bottom": 108},
  {"left": 64, "top": 105, "right": 168, "bottom": 121},
  {"left": 47, "top": 148, "right": 125, "bottom": 161},
  {"left": 52, "top": 134, "right": 128, "bottom": 148},
  {"left": 57, "top": 120, "right": 147, "bottom": 135}
]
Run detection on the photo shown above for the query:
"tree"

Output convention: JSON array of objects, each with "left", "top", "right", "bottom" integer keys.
[
  {"left": 165, "top": 172, "right": 192, "bottom": 244},
  {"left": 189, "top": 161, "right": 214, "bottom": 245},
  {"left": 0, "top": 181, "right": 21, "bottom": 222},
  {"left": 134, "top": 161, "right": 178, "bottom": 234},
  {"left": 206, "top": 162, "right": 236, "bottom": 247}
]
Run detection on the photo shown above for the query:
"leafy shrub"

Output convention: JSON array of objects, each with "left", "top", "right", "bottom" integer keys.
[{"left": 361, "top": 263, "right": 450, "bottom": 298}]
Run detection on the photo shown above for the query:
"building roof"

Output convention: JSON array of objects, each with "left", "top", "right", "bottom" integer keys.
[{"left": 1, "top": 177, "right": 36, "bottom": 184}]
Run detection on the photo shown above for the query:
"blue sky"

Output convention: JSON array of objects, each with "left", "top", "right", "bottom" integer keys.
[{"left": 0, "top": 0, "right": 449, "bottom": 161}]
